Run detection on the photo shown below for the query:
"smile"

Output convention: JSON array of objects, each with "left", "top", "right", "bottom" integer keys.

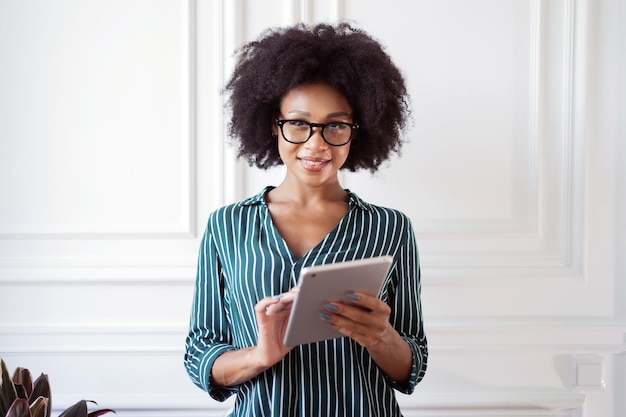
[{"left": 299, "top": 157, "right": 330, "bottom": 171}]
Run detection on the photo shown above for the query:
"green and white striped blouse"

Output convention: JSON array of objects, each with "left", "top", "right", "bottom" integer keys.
[{"left": 185, "top": 186, "right": 427, "bottom": 416}]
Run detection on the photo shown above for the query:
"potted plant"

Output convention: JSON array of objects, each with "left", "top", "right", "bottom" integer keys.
[{"left": 1, "top": 359, "right": 114, "bottom": 417}]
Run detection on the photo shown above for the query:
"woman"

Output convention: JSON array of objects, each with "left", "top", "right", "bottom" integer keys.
[{"left": 184, "top": 22, "right": 427, "bottom": 416}]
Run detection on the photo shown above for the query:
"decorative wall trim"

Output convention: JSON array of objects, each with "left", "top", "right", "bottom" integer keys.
[
  {"left": 401, "top": 391, "right": 585, "bottom": 413},
  {"left": 0, "top": 0, "right": 198, "bottom": 240},
  {"left": 298, "top": 0, "right": 312, "bottom": 23},
  {"left": 45, "top": 395, "right": 234, "bottom": 417},
  {"left": 2, "top": 322, "right": 624, "bottom": 355},
  {"left": 216, "top": 0, "right": 246, "bottom": 206},
  {"left": 186, "top": 0, "right": 199, "bottom": 238},
  {"left": 329, "top": 0, "right": 346, "bottom": 22},
  {"left": 0, "top": 258, "right": 196, "bottom": 284},
  {"left": 410, "top": 0, "right": 583, "bottom": 244},
  {"left": 528, "top": 0, "right": 542, "bottom": 236},
  {"left": 279, "top": 0, "right": 346, "bottom": 24},
  {"left": 0, "top": 229, "right": 197, "bottom": 240},
  {"left": 426, "top": 321, "right": 626, "bottom": 353},
  {"left": 459, "top": 0, "right": 583, "bottom": 276},
  {"left": 334, "top": 0, "right": 589, "bottom": 278},
  {"left": 42, "top": 391, "right": 583, "bottom": 417}
]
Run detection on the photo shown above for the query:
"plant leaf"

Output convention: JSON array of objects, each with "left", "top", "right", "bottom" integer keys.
[
  {"left": 14, "top": 383, "right": 28, "bottom": 400},
  {"left": 58, "top": 400, "right": 88, "bottom": 417},
  {"left": 30, "top": 373, "right": 51, "bottom": 416},
  {"left": 57, "top": 400, "right": 115, "bottom": 417},
  {"left": 1, "top": 359, "right": 19, "bottom": 416},
  {"left": 30, "top": 397, "right": 49, "bottom": 417},
  {"left": 5, "top": 398, "right": 32, "bottom": 417},
  {"left": 12, "top": 367, "right": 34, "bottom": 399},
  {"left": 88, "top": 409, "right": 116, "bottom": 417},
  {"left": 30, "top": 374, "right": 50, "bottom": 401}
]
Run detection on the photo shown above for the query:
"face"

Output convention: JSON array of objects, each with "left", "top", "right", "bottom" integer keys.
[{"left": 273, "top": 83, "right": 354, "bottom": 188}]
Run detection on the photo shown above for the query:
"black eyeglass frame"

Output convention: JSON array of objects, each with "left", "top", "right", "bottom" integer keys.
[{"left": 275, "top": 119, "right": 359, "bottom": 146}]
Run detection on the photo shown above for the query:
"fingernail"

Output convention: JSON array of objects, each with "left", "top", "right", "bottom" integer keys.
[
  {"left": 320, "top": 312, "right": 332, "bottom": 320},
  {"left": 346, "top": 293, "right": 361, "bottom": 301},
  {"left": 324, "top": 303, "right": 338, "bottom": 312},
  {"left": 272, "top": 295, "right": 283, "bottom": 300}
]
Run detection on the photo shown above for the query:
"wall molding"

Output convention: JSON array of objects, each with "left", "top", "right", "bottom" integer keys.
[
  {"left": 216, "top": 0, "right": 246, "bottom": 207},
  {"left": 2, "top": 322, "right": 624, "bottom": 355},
  {"left": 43, "top": 391, "right": 583, "bottom": 417},
  {"left": 401, "top": 391, "right": 585, "bottom": 413},
  {"left": 0, "top": 258, "right": 196, "bottom": 285},
  {"left": 0, "top": 0, "right": 198, "bottom": 240}
]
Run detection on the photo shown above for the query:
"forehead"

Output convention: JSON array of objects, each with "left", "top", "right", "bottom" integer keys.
[{"left": 279, "top": 83, "right": 352, "bottom": 114}]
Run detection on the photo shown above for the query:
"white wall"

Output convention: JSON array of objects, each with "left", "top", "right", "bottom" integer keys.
[{"left": 1, "top": 1, "right": 624, "bottom": 416}]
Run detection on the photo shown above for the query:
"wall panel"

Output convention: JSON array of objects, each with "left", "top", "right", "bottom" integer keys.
[
  {"left": 0, "top": 1, "right": 211, "bottom": 416},
  {"left": 0, "top": 0, "right": 196, "bottom": 238}
]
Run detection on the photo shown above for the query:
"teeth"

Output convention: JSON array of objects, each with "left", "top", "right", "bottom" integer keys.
[{"left": 302, "top": 159, "right": 325, "bottom": 166}]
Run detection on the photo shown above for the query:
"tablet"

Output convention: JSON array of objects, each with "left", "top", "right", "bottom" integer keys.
[{"left": 283, "top": 255, "right": 393, "bottom": 346}]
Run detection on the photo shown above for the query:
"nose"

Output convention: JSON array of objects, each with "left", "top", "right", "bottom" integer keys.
[{"left": 306, "top": 126, "right": 327, "bottom": 149}]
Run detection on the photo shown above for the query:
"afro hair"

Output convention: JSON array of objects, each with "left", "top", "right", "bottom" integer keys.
[{"left": 223, "top": 22, "right": 411, "bottom": 172}]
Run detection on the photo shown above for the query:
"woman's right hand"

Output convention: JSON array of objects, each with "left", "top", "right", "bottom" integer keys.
[
  {"left": 252, "top": 287, "right": 298, "bottom": 367},
  {"left": 210, "top": 287, "right": 299, "bottom": 387}
]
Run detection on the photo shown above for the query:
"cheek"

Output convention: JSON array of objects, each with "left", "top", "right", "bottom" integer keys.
[
  {"left": 336, "top": 144, "right": 351, "bottom": 164},
  {"left": 276, "top": 137, "right": 295, "bottom": 162}
]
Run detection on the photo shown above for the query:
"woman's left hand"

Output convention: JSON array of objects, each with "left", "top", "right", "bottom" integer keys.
[
  {"left": 320, "top": 292, "right": 392, "bottom": 348},
  {"left": 322, "top": 292, "right": 413, "bottom": 383}
]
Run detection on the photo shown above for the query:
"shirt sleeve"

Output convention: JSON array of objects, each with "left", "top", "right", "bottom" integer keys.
[
  {"left": 387, "top": 214, "right": 428, "bottom": 394},
  {"left": 184, "top": 219, "right": 238, "bottom": 401}
]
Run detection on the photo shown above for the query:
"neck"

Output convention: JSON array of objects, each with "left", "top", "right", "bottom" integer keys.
[{"left": 269, "top": 179, "right": 347, "bottom": 206}]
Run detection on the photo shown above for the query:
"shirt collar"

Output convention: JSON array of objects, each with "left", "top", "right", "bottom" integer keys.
[
  {"left": 346, "top": 189, "right": 374, "bottom": 211},
  {"left": 236, "top": 186, "right": 274, "bottom": 207},
  {"left": 237, "top": 185, "right": 374, "bottom": 212}
]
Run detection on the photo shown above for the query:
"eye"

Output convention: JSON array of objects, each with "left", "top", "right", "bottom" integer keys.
[
  {"left": 326, "top": 122, "right": 349, "bottom": 131},
  {"left": 286, "top": 120, "right": 309, "bottom": 129}
]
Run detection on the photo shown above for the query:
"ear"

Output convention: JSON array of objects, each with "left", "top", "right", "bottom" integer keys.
[{"left": 271, "top": 118, "right": 279, "bottom": 137}]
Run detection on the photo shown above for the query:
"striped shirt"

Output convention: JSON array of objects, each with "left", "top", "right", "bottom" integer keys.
[{"left": 184, "top": 186, "right": 427, "bottom": 416}]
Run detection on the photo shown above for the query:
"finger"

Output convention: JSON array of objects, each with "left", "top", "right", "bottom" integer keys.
[
  {"left": 327, "top": 301, "right": 385, "bottom": 325},
  {"left": 321, "top": 314, "right": 383, "bottom": 347},
  {"left": 342, "top": 292, "right": 390, "bottom": 315},
  {"left": 265, "top": 287, "right": 299, "bottom": 315},
  {"left": 322, "top": 303, "right": 389, "bottom": 340},
  {"left": 265, "top": 292, "right": 301, "bottom": 315},
  {"left": 277, "top": 291, "right": 297, "bottom": 303},
  {"left": 266, "top": 299, "right": 294, "bottom": 315},
  {"left": 325, "top": 309, "right": 390, "bottom": 347},
  {"left": 256, "top": 295, "right": 282, "bottom": 314},
  {"left": 324, "top": 302, "right": 369, "bottom": 323}
]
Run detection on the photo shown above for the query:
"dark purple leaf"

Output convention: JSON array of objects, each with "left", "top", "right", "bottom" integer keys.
[
  {"left": 30, "top": 373, "right": 51, "bottom": 416},
  {"left": 57, "top": 400, "right": 115, "bottom": 417},
  {"left": 1, "top": 359, "right": 18, "bottom": 416},
  {"left": 14, "top": 383, "right": 28, "bottom": 400},
  {"left": 5, "top": 398, "right": 32, "bottom": 417},
  {"left": 12, "top": 367, "right": 34, "bottom": 399},
  {"left": 88, "top": 409, "right": 116, "bottom": 417},
  {"left": 58, "top": 400, "right": 88, "bottom": 417}
]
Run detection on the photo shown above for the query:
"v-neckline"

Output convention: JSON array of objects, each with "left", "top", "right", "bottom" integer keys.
[{"left": 260, "top": 188, "right": 353, "bottom": 265}]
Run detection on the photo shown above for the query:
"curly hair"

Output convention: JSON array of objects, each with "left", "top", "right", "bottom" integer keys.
[{"left": 223, "top": 22, "right": 411, "bottom": 172}]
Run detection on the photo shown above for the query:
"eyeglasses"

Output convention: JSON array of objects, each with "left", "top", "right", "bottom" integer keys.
[{"left": 275, "top": 119, "right": 359, "bottom": 146}]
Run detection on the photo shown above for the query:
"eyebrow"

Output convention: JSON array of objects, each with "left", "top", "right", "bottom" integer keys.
[{"left": 286, "top": 110, "right": 352, "bottom": 118}]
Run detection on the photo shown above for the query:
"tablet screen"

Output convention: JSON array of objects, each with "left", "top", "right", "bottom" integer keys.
[{"left": 283, "top": 256, "right": 393, "bottom": 346}]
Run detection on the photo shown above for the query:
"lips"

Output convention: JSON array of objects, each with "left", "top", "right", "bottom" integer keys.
[{"left": 298, "top": 157, "right": 330, "bottom": 171}]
